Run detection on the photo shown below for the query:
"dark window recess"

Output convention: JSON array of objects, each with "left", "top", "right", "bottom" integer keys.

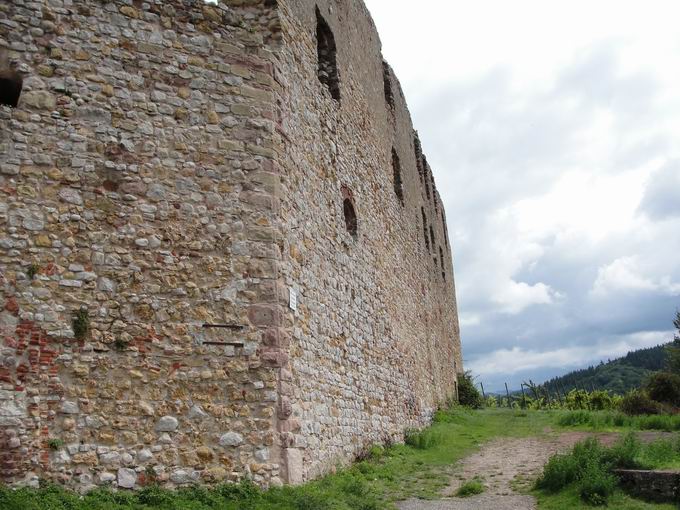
[
  {"left": 0, "top": 70, "right": 22, "bottom": 108},
  {"left": 441, "top": 211, "right": 449, "bottom": 248},
  {"left": 414, "top": 134, "right": 424, "bottom": 183},
  {"left": 439, "top": 246, "right": 446, "bottom": 281},
  {"left": 341, "top": 185, "right": 357, "bottom": 238},
  {"left": 429, "top": 224, "right": 435, "bottom": 248},
  {"left": 431, "top": 173, "right": 437, "bottom": 206},
  {"left": 421, "top": 208, "right": 430, "bottom": 252},
  {"left": 316, "top": 7, "right": 340, "bottom": 102},
  {"left": 383, "top": 61, "right": 394, "bottom": 110},
  {"left": 343, "top": 198, "right": 357, "bottom": 237},
  {"left": 423, "top": 157, "right": 431, "bottom": 200},
  {"left": 392, "top": 148, "right": 404, "bottom": 205}
]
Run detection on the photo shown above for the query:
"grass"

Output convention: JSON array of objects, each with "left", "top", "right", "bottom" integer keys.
[
  {"left": 455, "top": 479, "right": 485, "bottom": 497},
  {"left": 0, "top": 409, "right": 556, "bottom": 510},
  {"left": 534, "top": 432, "right": 680, "bottom": 508},
  {"left": 2, "top": 408, "right": 677, "bottom": 510},
  {"left": 535, "top": 486, "right": 677, "bottom": 510},
  {"left": 555, "top": 409, "right": 680, "bottom": 432}
]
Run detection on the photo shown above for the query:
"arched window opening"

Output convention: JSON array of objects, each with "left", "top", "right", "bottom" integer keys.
[
  {"left": 421, "top": 207, "right": 430, "bottom": 252},
  {"left": 316, "top": 7, "right": 340, "bottom": 102},
  {"left": 0, "top": 70, "right": 22, "bottom": 108},
  {"left": 383, "top": 61, "right": 394, "bottom": 110},
  {"left": 392, "top": 148, "right": 403, "bottom": 205},
  {"left": 341, "top": 186, "right": 357, "bottom": 238}
]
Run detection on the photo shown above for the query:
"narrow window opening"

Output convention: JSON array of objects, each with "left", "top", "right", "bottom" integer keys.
[
  {"left": 316, "top": 7, "right": 340, "bottom": 102},
  {"left": 343, "top": 199, "right": 357, "bottom": 237},
  {"left": 439, "top": 246, "right": 446, "bottom": 281},
  {"left": 383, "top": 61, "right": 394, "bottom": 110},
  {"left": 392, "top": 148, "right": 403, "bottom": 205},
  {"left": 430, "top": 172, "right": 436, "bottom": 205},
  {"left": 341, "top": 186, "right": 357, "bottom": 238},
  {"left": 429, "top": 225, "right": 435, "bottom": 248},
  {"left": 423, "top": 157, "right": 431, "bottom": 200},
  {"left": 421, "top": 208, "right": 430, "bottom": 252},
  {"left": 414, "top": 134, "right": 424, "bottom": 183},
  {"left": 441, "top": 211, "right": 449, "bottom": 248},
  {"left": 0, "top": 70, "right": 23, "bottom": 108}
]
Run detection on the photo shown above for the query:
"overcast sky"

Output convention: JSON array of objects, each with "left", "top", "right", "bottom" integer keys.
[{"left": 364, "top": 0, "right": 680, "bottom": 390}]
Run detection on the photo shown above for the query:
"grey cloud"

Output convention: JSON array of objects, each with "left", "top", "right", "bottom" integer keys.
[
  {"left": 638, "top": 161, "right": 680, "bottom": 220},
  {"left": 406, "top": 39, "right": 680, "bottom": 391}
]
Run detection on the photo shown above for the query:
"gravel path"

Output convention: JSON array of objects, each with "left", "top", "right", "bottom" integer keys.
[{"left": 396, "top": 431, "right": 637, "bottom": 510}]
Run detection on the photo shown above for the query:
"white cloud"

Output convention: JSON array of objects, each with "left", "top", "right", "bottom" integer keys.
[
  {"left": 364, "top": 0, "right": 680, "bottom": 388},
  {"left": 493, "top": 281, "right": 558, "bottom": 315},
  {"left": 592, "top": 256, "right": 680, "bottom": 297}
]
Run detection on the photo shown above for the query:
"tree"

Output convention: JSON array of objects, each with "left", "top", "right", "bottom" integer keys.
[{"left": 666, "top": 311, "right": 680, "bottom": 374}]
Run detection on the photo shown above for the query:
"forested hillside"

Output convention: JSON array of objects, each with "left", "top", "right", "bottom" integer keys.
[{"left": 541, "top": 343, "right": 669, "bottom": 395}]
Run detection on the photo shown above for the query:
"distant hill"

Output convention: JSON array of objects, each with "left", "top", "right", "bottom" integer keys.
[{"left": 541, "top": 343, "right": 670, "bottom": 395}]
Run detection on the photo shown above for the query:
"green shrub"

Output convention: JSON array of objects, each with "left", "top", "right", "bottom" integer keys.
[
  {"left": 589, "top": 390, "right": 614, "bottom": 411},
  {"left": 457, "top": 371, "right": 483, "bottom": 409},
  {"left": 455, "top": 479, "right": 485, "bottom": 497},
  {"left": 565, "top": 389, "right": 591, "bottom": 410},
  {"left": 607, "top": 432, "right": 642, "bottom": 469},
  {"left": 535, "top": 453, "right": 579, "bottom": 492},
  {"left": 646, "top": 372, "right": 680, "bottom": 407},
  {"left": 619, "top": 389, "right": 663, "bottom": 415},
  {"left": 577, "top": 460, "right": 616, "bottom": 506},
  {"left": 404, "top": 428, "right": 443, "bottom": 449},
  {"left": 557, "top": 410, "right": 593, "bottom": 427}
]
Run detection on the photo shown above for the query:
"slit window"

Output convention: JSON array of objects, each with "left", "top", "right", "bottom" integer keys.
[
  {"left": 414, "top": 135, "right": 424, "bottom": 183},
  {"left": 439, "top": 246, "right": 446, "bottom": 281},
  {"left": 429, "top": 224, "right": 435, "bottom": 248},
  {"left": 341, "top": 186, "right": 357, "bottom": 238},
  {"left": 0, "top": 71, "right": 22, "bottom": 108},
  {"left": 383, "top": 61, "right": 394, "bottom": 110},
  {"left": 392, "top": 148, "right": 403, "bottom": 205},
  {"left": 441, "top": 211, "right": 449, "bottom": 248},
  {"left": 421, "top": 208, "right": 430, "bottom": 252},
  {"left": 423, "top": 158, "right": 431, "bottom": 200},
  {"left": 316, "top": 7, "right": 340, "bottom": 102}
]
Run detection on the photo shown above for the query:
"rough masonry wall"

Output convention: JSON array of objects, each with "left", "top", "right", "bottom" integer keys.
[
  {"left": 274, "top": 0, "right": 462, "bottom": 482},
  {"left": 0, "top": 0, "right": 287, "bottom": 490}
]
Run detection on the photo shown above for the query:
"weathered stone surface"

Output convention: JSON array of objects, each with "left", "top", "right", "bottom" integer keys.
[
  {"left": 117, "top": 468, "right": 137, "bottom": 489},
  {"left": 219, "top": 432, "right": 244, "bottom": 447},
  {"left": 155, "top": 416, "right": 179, "bottom": 432},
  {"left": 0, "top": 0, "right": 460, "bottom": 493}
]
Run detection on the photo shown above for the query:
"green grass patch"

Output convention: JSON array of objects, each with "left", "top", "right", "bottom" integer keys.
[
  {"left": 554, "top": 410, "right": 680, "bottom": 432},
  {"left": 455, "top": 479, "right": 485, "bottom": 497},
  {"left": 0, "top": 409, "right": 559, "bottom": 510},
  {"left": 535, "top": 432, "right": 680, "bottom": 507},
  {"left": 535, "top": 484, "right": 677, "bottom": 510}
]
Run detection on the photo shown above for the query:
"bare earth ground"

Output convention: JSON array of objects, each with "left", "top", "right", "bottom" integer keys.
[{"left": 397, "top": 430, "right": 666, "bottom": 510}]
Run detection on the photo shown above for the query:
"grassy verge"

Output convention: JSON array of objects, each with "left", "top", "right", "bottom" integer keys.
[
  {"left": 554, "top": 409, "right": 680, "bottom": 432},
  {"left": 533, "top": 433, "right": 680, "bottom": 508},
  {"left": 535, "top": 486, "right": 677, "bottom": 510},
  {"left": 0, "top": 409, "right": 555, "bottom": 510}
]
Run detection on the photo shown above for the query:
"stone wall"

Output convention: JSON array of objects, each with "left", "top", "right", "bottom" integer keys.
[
  {"left": 0, "top": 0, "right": 462, "bottom": 490},
  {"left": 273, "top": 0, "right": 462, "bottom": 483},
  {"left": 0, "top": 0, "right": 286, "bottom": 490}
]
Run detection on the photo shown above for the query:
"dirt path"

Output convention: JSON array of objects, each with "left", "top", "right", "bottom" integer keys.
[{"left": 396, "top": 431, "right": 642, "bottom": 510}]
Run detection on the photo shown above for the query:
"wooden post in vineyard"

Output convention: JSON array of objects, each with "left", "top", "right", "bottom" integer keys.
[
  {"left": 505, "top": 382, "right": 512, "bottom": 408},
  {"left": 520, "top": 383, "right": 527, "bottom": 409}
]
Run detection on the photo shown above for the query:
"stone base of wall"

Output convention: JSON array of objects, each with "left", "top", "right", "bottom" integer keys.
[{"left": 615, "top": 469, "right": 680, "bottom": 503}]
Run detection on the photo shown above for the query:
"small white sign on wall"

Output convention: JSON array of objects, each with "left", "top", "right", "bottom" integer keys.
[{"left": 289, "top": 287, "right": 298, "bottom": 311}]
